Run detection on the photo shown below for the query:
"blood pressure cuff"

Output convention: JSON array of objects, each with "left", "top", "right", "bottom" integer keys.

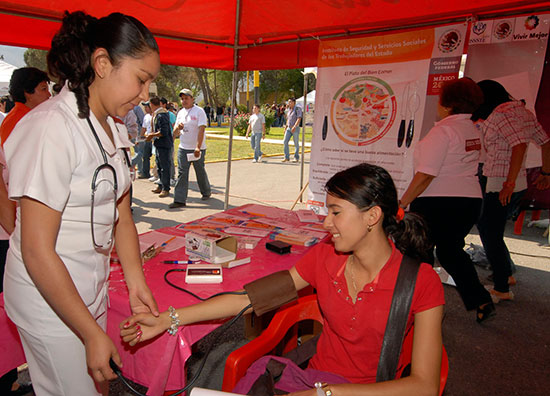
[{"left": 244, "top": 270, "right": 298, "bottom": 316}]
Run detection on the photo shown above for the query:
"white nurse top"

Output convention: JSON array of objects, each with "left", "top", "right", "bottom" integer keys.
[{"left": 3, "top": 85, "right": 132, "bottom": 336}]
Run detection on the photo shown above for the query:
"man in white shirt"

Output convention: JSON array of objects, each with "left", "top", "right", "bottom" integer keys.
[
  {"left": 169, "top": 89, "right": 211, "bottom": 209},
  {"left": 245, "top": 104, "right": 266, "bottom": 162}
]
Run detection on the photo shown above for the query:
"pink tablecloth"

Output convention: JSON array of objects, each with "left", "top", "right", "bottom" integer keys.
[
  {"left": 0, "top": 293, "right": 26, "bottom": 377},
  {"left": 0, "top": 204, "right": 322, "bottom": 395}
]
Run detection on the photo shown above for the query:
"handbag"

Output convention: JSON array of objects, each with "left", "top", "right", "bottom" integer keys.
[{"left": 520, "top": 167, "right": 550, "bottom": 210}]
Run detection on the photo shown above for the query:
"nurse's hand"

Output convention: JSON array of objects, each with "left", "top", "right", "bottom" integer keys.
[
  {"left": 128, "top": 282, "right": 159, "bottom": 317},
  {"left": 120, "top": 311, "right": 171, "bottom": 346},
  {"left": 85, "top": 329, "right": 121, "bottom": 382}
]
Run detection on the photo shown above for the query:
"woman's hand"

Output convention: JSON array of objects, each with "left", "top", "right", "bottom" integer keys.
[
  {"left": 120, "top": 311, "right": 171, "bottom": 346},
  {"left": 534, "top": 174, "right": 550, "bottom": 190},
  {"left": 499, "top": 184, "right": 515, "bottom": 206},
  {"left": 128, "top": 282, "right": 159, "bottom": 316},
  {"left": 85, "top": 328, "right": 122, "bottom": 382}
]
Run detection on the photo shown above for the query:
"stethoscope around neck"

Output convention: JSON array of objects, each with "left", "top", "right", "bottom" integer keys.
[{"left": 87, "top": 117, "right": 119, "bottom": 249}]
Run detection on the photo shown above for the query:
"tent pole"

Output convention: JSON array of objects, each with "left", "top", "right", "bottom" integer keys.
[
  {"left": 299, "top": 73, "right": 308, "bottom": 204},
  {"left": 224, "top": 0, "right": 242, "bottom": 210}
]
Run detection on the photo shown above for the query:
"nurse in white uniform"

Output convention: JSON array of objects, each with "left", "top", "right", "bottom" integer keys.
[{"left": 3, "top": 11, "right": 160, "bottom": 396}]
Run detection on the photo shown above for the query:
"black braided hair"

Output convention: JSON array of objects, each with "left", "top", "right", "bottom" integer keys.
[{"left": 47, "top": 11, "right": 159, "bottom": 118}]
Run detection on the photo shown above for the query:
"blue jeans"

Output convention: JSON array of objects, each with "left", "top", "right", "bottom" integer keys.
[
  {"left": 141, "top": 141, "right": 152, "bottom": 178},
  {"left": 477, "top": 190, "right": 525, "bottom": 293},
  {"left": 132, "top": 141, "right": 144, "bottom": 175},
  {"left": 155, "top": 146, "right": 172, "bottom": 191},
  {"left": 174, "top": 148, "right": 211, "bottom": 204},
  {"left": 283, "top": 127, "right": 300, "bottom": 160},
  {"left": 250, "top": 133, "right": 263, "bottom": 161}
]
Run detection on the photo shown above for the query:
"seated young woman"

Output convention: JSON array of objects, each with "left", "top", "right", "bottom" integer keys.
[{"left": 120, "top": 163, "right": 445, "bottom": 396}]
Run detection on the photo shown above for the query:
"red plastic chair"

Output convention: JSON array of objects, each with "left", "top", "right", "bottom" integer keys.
[{"left": 222, "top": 294, "right": 448, "bottom": 395}]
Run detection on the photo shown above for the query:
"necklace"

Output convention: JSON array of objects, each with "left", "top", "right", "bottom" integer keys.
[{"left": 349, "top": 255, "right": 359, "bottom": 296}]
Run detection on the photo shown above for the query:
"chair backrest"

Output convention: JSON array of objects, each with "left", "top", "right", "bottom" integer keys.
[
  {"left": 222, "top": 294, "right": 448, "bottom": 395},
  {"left": 222, "top": 294, "right": 322, "bottom": 391}
]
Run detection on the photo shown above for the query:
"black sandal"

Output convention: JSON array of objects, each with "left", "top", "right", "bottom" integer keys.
[{"left": 476, "top": 302, "right": 496, "bottom": 323}]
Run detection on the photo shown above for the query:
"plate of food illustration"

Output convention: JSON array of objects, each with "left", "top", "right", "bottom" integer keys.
[{"left": 330, "top": 76, "right": 397, "bottom": 146}]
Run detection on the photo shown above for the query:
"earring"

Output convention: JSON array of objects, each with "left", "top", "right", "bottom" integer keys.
[{"left": 367, "top": 224, "right": 373, "bottom": 232}]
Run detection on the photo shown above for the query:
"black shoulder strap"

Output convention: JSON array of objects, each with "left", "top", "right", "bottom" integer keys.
[{"left": 376, "top": 255, "right": 420, "bottom": 382}]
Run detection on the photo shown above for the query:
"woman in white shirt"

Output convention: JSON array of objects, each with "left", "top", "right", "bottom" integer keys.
[
  {"left": 3, "top": 11, "right": 159, "bottom": 395},
  {"left": 400, "top": 78, "right": 494, "bottom": 323}
]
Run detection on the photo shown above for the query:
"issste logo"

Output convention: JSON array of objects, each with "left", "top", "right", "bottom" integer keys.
[
  {"left": 524, "top": 15, "right": 540, "bottom": 30},
  {"left": 473, "top": 22, "right": 486, "bottom": 35}
]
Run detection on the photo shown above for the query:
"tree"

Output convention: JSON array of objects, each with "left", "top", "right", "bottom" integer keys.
[
  {"left": 259, "top": 69, "right": 314, "bottom": 104},
  {"left": 154, "top": 65, "right": 199, "bottom": 101},
  {"left": 24, "top": 48, "right": 48, "bottom": 72}
]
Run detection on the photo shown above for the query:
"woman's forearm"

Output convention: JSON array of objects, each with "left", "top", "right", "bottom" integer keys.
[
  {"left": 505, "top": 143, "right": 527, "bottom": 184},
  {"left": 400, "top": 172, "right": 435, "bottom": 208},
  {"left": 114, "top": 192, "right": 146, "bottom": 288},
  {"left": 0, "top": 172, "right": 15, "bottom": 233}
]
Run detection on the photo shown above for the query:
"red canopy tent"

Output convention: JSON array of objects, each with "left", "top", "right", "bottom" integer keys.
[
  {"left": 1, "top": 0, "right": 549, "bottom": 206},
  {"left": 0, "top": 0, "right": 549, "bottom": 71}
]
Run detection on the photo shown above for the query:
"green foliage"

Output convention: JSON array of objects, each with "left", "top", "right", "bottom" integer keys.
[
  {"left": 232, "top": 113, "right": 250, "bottom": 136},
  {"left": 259, "top": 69, "right": 310, "bottom": 103},
  {"left": 260, "top": 107, "right": 276, "bottom": 133},
  {"left": 155, "top": 65, "right": 198, "bottom": 102},
  {"left": 237, "top": 104, "right": 248, "bottom": 113},
  {"left": 24, "top": 49, "right": 48, "bottom": 73}
]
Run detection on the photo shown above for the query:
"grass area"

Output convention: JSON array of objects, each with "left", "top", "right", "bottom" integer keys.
[
  {"left": 206, "top": 126, "right": 313, "bottom": 143},
  {"left": 140, "top": 138, "right": 286, "bottom": 166},
  {"left": 205, "top": 137, "right": 286, "bottom": 162}
]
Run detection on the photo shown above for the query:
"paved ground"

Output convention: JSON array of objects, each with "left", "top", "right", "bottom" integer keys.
[{"left": 19, "top": 147, "right": 550, "bottom": 395}]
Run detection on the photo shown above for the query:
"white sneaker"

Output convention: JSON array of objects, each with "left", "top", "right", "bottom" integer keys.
[
  {"left": 258, "top": 156, "right": 263, "bottom": 162},
  {"left": 252, "top": 159, "right": 257, "bottom": 163},
  {"left": 170, "top": 179, "right": 177, "bottom": 187},
  {"left": 292, "top": 158, "right": 299, "bottom": 162},
  {"left": 148, "top": 176, "right": 157, "bottom": 182}
]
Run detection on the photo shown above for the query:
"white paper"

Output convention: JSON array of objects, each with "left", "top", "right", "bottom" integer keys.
[
  {"left": 187, "top": 151, "right": 201, "bottom": 161},
  {"left": 190, "top": 388, "right": 244, "bottom": 396},
  {"left": 138, "top": 231, "right": 186, "bottom": 252},
  {"left": 296, "top": 209, "right": 320, "bottom": 223},
  {"left": 227, "top": 256, "right": 251, "bottom": 268}
]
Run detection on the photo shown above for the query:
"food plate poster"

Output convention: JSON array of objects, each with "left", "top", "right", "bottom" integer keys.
[
  {"left": 464, "top": 13, "right": 550, "bottom": 168},
  {"left": 308, "top": 24, "right": 468, "bottom": 214}
]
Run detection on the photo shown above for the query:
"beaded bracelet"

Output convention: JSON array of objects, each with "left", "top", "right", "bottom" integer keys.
[{"left": 167, "top": 306, "right": 180, "bottom": 336}]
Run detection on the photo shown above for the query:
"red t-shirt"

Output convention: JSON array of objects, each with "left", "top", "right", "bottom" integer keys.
[
  {"left": 0, "top": 102, "right": 31, "bottom": 147},
  {"left": 295, "top": 240, "right": 445, "bottom": 384}
]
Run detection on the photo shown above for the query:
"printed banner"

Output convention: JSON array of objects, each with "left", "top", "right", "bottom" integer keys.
[
  {"left": 308, "top": 24, "right": 468, "bottom": 214},
  {"left": 465, "top": 13, "right": 550, "bottom": 168}
]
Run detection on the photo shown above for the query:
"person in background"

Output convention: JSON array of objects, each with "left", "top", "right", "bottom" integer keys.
[
  {"left": 3, "top": 11, "right": 159, "bottom": 395},
  {"left": 472, "top": 80, "right": 550, "bottom": 303},
  {"left": 400, "top": 78, "right": 494, "bottom": 323},
  {"left": 170, "top": 88, "right": 211, "bottom": 209},
  {"left": 121, "top": 163, "right": 444, "bottom": 396},
  {"left": 160, "top": 97, "right": 177, "bottom": 187},
  {"left": 132, "top": 104, "right": 148, "bottom": 179},
  {"left": 282, "top": 97, "right": 302, "bottom": 162},
  {"left": 0, "top": 96, "right": 10, "bottom": 126},
  {"left": 246, "top": 104, "right": 266, "bottom": 163},
  {"left": 204, "top": 102, "right": 212, "bottom": 127},
  {"left": 0, "top": 67, "right": 50, "bottom": 147},
  {"left": 216, "top": 104, "right": 224, "bottom": 127},
  {"left": 141, "top": 101, "right": 154, "bottom": 180},
  {"left": 148, "top": 96, "right": 172, "bottom": 198}
]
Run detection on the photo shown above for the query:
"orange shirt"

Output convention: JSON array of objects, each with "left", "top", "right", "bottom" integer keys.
[{"left": 0, "top": 102, "right": 31, "bottom": 147}]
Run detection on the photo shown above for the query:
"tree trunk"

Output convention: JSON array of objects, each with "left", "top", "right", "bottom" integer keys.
[{"left": 193, "top": 68, "right": 208, "bottom": 105}]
